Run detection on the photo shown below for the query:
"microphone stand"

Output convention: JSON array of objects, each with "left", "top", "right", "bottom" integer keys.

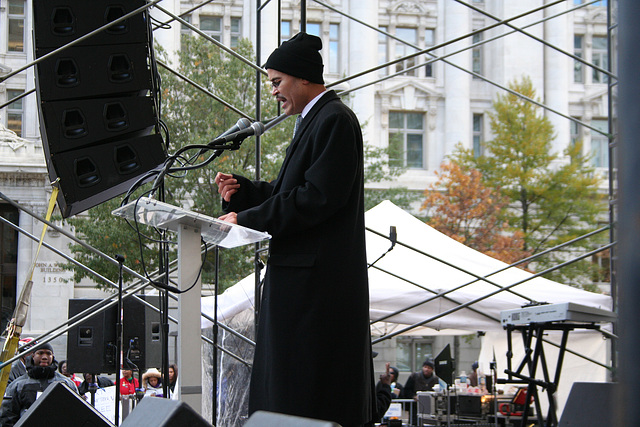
[
  {"left": 491, "top": 361, "right": 498, "bottom": 427},
  {"left": 89, "top": 374, "right": 97, "bottom": 407},
  {"left": 114, "top": 254, "right": 125, "bottom": 426},
  {"left": 212, "top": 245, "right": 219, "bottom": 425}
]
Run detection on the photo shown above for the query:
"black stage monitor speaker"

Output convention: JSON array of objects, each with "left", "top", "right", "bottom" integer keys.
[
  {"left": 15, "top": 382, "right": 114, "bottom": 427},
  {"left": 67, "top": 296, "right": 162, "bottom": 374},
  {"left": 558, "top": 382, "right": 616, "bottom": 426},
  {"left": 434, "top": 343, "right": 454, "bottom": 385},
  {"left": 245, "top": 411, "right": 342, "bottom": 427},
  {"left": 32, "top": 0, "right": 166, "bottom": 218},
  {"left": 120, "top": 397, "right": 212, "bottom": 427}
]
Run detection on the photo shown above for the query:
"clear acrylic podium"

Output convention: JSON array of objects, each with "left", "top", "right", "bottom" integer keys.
[
  {"left": 112, "top": 197, "right": 270, "bottom": 414},
  {"left": 112, "top": 197, "right": 270, "bottom": 248}
]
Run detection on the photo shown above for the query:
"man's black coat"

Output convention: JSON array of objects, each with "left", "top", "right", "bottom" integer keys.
[{"left": 224, "top": 91, "right": 374, "bottom": 426}]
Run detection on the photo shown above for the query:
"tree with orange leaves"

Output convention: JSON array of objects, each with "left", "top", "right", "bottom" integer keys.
[{"left": 421, "top": 161, "right": 530, "bottom": 265}]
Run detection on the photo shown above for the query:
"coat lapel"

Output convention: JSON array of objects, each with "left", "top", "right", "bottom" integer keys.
[{"left": 275, "top": 91, "right": 340, "bottom": 188}]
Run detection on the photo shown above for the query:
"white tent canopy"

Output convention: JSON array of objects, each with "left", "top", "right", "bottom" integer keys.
[
  {"left": 205, "top": 200, "right": 611, "bottom": 331},
  {"left": 364, "top": 201, "right": 611, "bottom": 332},
  {"left": 203, "top": 200, "right": 613, "bottom": 418}
]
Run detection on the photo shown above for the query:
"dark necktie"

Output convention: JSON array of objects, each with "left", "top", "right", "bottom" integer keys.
[{"left": 293, "top": 115, "right": 302, "bottom": 138}]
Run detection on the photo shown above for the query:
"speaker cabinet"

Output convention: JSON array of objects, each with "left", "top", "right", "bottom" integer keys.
[
  {"left": 558, "top": 382, "right": 616, "bottom": 426},
  {"left": 245, "top": 411, "right": 341, "bottom": 427},
  {"left": 33, "top": 0, "right": 166, "bottom": 218},
  {"left": 50, "top": 133, "right": 165, "bottom": 217},
  {"left": 15, "top": 382, "right": 113, "bottom": 427},
  {"left": 120, "top": 397, "right": 212, "bottom": 427},
  {"left": 33, "top": 0, "right": 148, "bottom": 49},
  {"left": 67, "top": 296, "right": 162, "bottom": 374}
]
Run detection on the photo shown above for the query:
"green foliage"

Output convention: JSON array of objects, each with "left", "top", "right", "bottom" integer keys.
[
  {"left": 450, "top": 76, "right": 606, "bottom": 289},
  {"left": 363, "top": 144, "right": 421, "bottom": 211}
]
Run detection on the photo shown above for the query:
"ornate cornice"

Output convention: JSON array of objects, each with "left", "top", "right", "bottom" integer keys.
[{"left": 0, "top": 171, "right": 48, "bottom": 188}]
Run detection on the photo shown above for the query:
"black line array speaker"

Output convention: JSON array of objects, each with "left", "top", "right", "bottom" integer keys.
[
  {"left": 15, "top": 382, "right": 114, "bottom": 427},
  {"left": 67, "top": 296, "right": 162, "bottom": 374},
  {"left": 120, "top": 397, "right": 212, "bottom": 427},
  {"left": 558, "top": 382, "right": 616, "bottom": 426},
  {"left": 245, "top": 411, "right": 341, "bottom": 427},
  {"left": 33, "top": 0, "right": 166, "bottom": 218}
]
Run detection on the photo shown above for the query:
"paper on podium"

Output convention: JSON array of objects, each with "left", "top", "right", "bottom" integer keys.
[{"left": 112, "top": 197, "right": 271, "bottom": 248}]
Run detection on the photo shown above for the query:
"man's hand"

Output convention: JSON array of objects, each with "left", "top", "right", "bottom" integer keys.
[
  {"left": 218, "top": 212, "right": 238, "bottom": 224},
  {"left": 214, "top": 172, "right": 240, "bottom": 202},
  {"left": 379, "top": 362, "right": 392, "bottom": 386}
]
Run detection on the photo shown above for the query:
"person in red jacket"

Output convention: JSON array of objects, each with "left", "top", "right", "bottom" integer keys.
[{"left": 119, "top": 366, "right": 139, "bottom": 395}]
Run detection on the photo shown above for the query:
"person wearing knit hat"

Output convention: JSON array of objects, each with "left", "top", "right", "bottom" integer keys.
[
  {"left": 264, "top": 32, "right": 324, "bottom": 84},
  {"left": 0, "top": 341, "right": 77, "bottom": 425},
  {"left": 215, "top": 31, "right": 373, "bottom": 427},
  {"left": 7, "top": 337, "right": 37, "bottom": 385},
  {"left": 402, "top": 358, "right": 440, "bottom": 400}
]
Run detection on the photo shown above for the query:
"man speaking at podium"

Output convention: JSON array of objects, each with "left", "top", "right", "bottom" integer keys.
[{"left": 215, "top": 32, "right": 374, "bottom": 426}]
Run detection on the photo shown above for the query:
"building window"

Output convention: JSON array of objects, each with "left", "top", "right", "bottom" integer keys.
[
  {"left": 590, "top": 119, "right": 609, "bottom": 168},
  {"left": 425, "top": 29, "right": 435, "bottom": 78},
  {"left": 230, "top": 18, "right": 241, "bottom": 48},
  {"left": 329, "top": 24, "right": 340, "bottom": 74},
  {"left": 396, "top": 338, "right": 434, "bottom": 373},
  {"left": 395, "top": 27, "right": 418, "bottom": 77},
  {"left": 473, "top": 113, "right": 483, "bottom": 157},
  {"left": 592, "top": 36, "right": 608, "bottom": 84},
  {"left": 0, "top": 204, "right": 18, "bottom": 333},
  {"left": 472, "top": 32, "right": 483, "bottom": 78},
  {"left": 179, "top": 15, "right": 192, "bottom": 50},
  {"left": 389, "top": 111, "right": 425, "bottom": 169},
  {"left": 281, "top": 20, "right": 292, "bottom": 43},
  {"left": 570, "top": 119, "right": 581, "bottom": 147},
  {"left": 574, "top": 0, "right": 607, "bottom": 5},
  {"left": 6, "top": 90, "right": 24, "bottom": 137},
  {"left": 200, "top": 16, "right": 222, "bottom": 41},
  {"left": 574, "top": 35, "right": 584, "bottom": 83},
  {"left": 8, "top": 0, "right": 26, "bottom": 53},
  {"left": 378, "top": 26, "right": 389, "bottom": 77},
  {"left": 305, "top": 23, "right": 338, "bottom": 75},
  {"left": 306, "top": 24, "right": 322, "bottom": 61},
  {"left": 307, "top": 22, "right": 321, "bottom": 38}
]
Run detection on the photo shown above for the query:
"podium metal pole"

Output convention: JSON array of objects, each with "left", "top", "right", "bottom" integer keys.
[{"left": 177, "top": 223, "right": 203, "bottom": 413}]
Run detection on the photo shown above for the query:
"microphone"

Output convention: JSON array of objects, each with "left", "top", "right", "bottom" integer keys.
[
  {"left": 198, "top": 118, "right": 252, "bottom": 157},
  {"left": 214, "top": 121, "right": 266, "bottom": 144},
  {"left": 218, "top": 117, "right": 252, "bottom": 139},
  {"left": 389, "top": 226, "right": 397, "bottom": 249}
]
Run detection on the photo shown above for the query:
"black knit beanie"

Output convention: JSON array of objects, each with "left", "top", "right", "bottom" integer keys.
[{"left": 264, "top": 32, "right": 324, "bottom": 84}]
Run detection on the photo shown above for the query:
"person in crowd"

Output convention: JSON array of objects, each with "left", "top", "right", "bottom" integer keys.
[
  {"left": 58, "top": 359, "right": 82, "bottom": 388},
  {"left": 0, "top": 343, "right": 78, "bottom": 426},
  {"left": 7, "top": 337, "right": 35, "bottom": 384},
  {"left": 402, "top": 359, "right": 440, "bottom": 399},
  {"left": 214, "top": 32, "right": 373, "bottom": 426},
  {"left": 468, "top": 361, "right": 479, "bottom": 387},
  {"left": 78, "top": 373, "right": 114, "bottom": 396},
  {"left": 119, "top": 364, "right": 139, "bottom": 396},
  {"left": 374, "top": 362, "right": 394, "bottom": 423},
  {"left": 142, "top": 368, "right": 163, "bottom": 397},
  {"left": 388, "top": 366, "right": 403, "bottom": 398},
  {"left": 168, "top": 364, "right": 178, "bottom": 394}
]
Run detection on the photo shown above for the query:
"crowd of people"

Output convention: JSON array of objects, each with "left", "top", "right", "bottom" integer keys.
[{"left": 0, "top": 337, "right": 178, "bottom": 426}]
